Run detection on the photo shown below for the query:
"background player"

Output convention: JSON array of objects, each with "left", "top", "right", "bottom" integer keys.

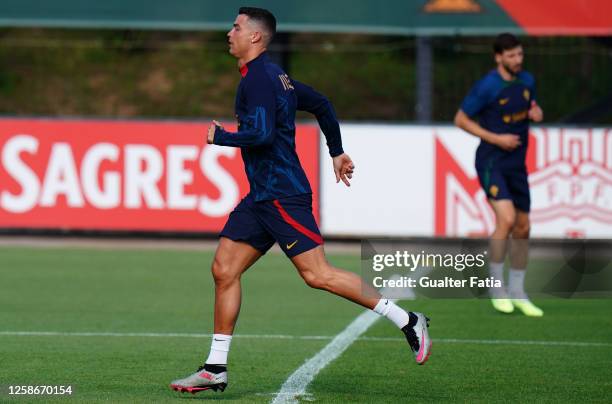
[
  {"left": 454, "top": 33, "right": 544, "bottom": 317},
  {"left": 170, "top": 7, "right": 431, "bottom": 394}
]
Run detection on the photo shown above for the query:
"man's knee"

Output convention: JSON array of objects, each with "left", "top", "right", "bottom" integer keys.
[
  {"left": 300, "top": 265, "right": 334, "bottom": 291},
  {"left": 513, "top": 221, "right": 530, "bottom": 239},
  {"left": 211, "top": 257, "right": 240, "bottom": 286},
  {"left": 497, "top": 211, "right": 516, "bottom": 233}
]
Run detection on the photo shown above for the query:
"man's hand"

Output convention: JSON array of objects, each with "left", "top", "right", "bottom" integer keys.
[
  {"left": 492, "top": 134, "right": 521, "bottom": 151},
  {"left": 207, "top": 120, "right": 222, "bottom": 144},
  {"left": 333, "top": 153, "right": 355, "bottom": 187},
  {"left": 528, "top": 100, "right": 543, "bottom": 122}
]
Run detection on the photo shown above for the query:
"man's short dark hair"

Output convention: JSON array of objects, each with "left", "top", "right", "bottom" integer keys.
[
  {"left": 239, "top": 7, "right": 276, "bottom": 42},
  {"left": 493, "top": 33, "right": 521, "bottom": 54}
]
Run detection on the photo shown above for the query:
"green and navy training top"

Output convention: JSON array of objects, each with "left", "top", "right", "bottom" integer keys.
[{"left": 461, "top": 69, "right": 536, "bottom": 170}]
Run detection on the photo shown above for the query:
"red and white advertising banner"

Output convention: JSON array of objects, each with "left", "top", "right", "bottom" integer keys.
[
  {"left": 0, "top": 118, "right": 320, "bottom": 232},
  {"left": 321, "top": 125, "right": 612, "bottom": 239}
]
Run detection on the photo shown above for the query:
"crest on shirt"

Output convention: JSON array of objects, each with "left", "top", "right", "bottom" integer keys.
[
  {"left": 523, "top": 89, "right": 530, "bottom": 101},
  {"left": 279, "top": 74, "right": 294, "bottom": 91},
  {"left": 499, "top": 98, "right": 509, "bottom": 105},
  {"left": 489, "top": 185, "right": 499, "bottom": 197}
]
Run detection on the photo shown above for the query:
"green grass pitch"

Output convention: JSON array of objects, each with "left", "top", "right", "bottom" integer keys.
[{"left": 0, "top": 246, "right": 610, "bottom": 403}]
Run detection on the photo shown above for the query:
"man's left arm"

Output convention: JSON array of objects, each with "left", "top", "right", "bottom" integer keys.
[
  {"left": 528, "top": 77, "right": 543, "bottom": 122},
  {"left": 208, "top": 73, "right": 277, "bottom": 147},
  {"left": 293, "top": 80, "right": 344, "bottom": 157},
  {"left": 293, "top": 80, "right": 354, "bottom": 186}
]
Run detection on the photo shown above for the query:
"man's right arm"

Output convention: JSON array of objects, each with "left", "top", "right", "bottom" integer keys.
[
  {"left": 454, "top": 78, "right": 520, "bottom": 152},
  {"left": 211, "top": 70, "right": 277, "bottom": 147},
  {"left": 454, "top": 110, "right": 520, "bottom": 151}
]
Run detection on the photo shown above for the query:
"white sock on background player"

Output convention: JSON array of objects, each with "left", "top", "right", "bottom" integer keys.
[
  {"left": 488, "top": 261, "right": 507, "bottom": 298},
  {"left": 205, "top": 334, "right": 232, "bottom": 365},
  {"left": 373, "top": 298, "right": 410, "bottom": 328},
  {"left": 508, "top": 268, "right": 528, "bottom": 299}
]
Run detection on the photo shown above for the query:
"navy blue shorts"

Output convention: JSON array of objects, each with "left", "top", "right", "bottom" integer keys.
[
  {"left": 477, "top": 167, "right": 531, "bottom": 212},
  {"left": 219, "top": 193, "right": 323, "bottom": 257}
]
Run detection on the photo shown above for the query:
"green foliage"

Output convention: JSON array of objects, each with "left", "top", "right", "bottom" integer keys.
[{"left": 0, "top": 29, "right": 610, "bottom": 123}]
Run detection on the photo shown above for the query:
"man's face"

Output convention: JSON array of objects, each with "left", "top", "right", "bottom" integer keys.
[
  {"left": 496, "top": 45, "right": 524, "bottom": 76},
  {"left": 227, "top": 14, "right": 253, "bottom": 58}
]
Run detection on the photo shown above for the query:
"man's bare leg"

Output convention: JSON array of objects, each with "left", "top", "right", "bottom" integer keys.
[
  {"left": 170, "top": 237, "right": 262, "bottom": 392},
  {"left": 509, "top": 209, "right": 530, "bottom": 270},
  {"left": 205, "top": 237, "right": 262, "bottom": 364},
  {"left": 508, "top": 210, "right": 543, "bottom": 316},
  {"left": 489, "top": 199, "right": 516, "bottom": 262},
  {"left": 211, "top": 237, "right": 263, "bottom": 335},
  {"left": 290, "top": 245, "right": 432, "bottom": 365},
  {"left": 290, "top": 245, "right": 379, "bottom": 309},
  {"left": 487, "top": 199, "right": 516, "bottom": 312}
]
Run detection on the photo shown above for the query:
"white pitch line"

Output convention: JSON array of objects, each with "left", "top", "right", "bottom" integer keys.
[
  {"left": 360, "top": 336, "right": 612, "bottom": 348},
  {"left": 270, "top": 309, "right": 384, "bottom": 404},
  {"left": 0, "top": 330, "right": 610, "bottom": 348},
  {"left": 0, "top": 331, "right": 329, "bottom": 340}
]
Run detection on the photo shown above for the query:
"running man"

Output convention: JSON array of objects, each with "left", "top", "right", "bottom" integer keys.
[
  {"left": 454, "top": 33, "right": 544, "bottom": 317},
  {"left": 170, "top": 7, "right": 431, "bottom": 394}
]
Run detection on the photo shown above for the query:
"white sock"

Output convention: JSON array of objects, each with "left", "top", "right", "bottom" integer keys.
[
  {"left": 489, "top": 261, "right": 505, "bottom": 283},
  {"left": 488, "top": 261, "right": 507, "bottom": 298},
  {"left": 508, "top": 268, "right": 527, "bottom": 299},
  {"left": 373, "top": 298, "right": 410, "bottom": 329},
  {"left": 205, "top": 334, "right": 232, "bottom": 365}
]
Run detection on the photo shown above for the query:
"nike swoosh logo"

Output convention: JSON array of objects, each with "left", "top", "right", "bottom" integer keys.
[
  {"left": 499, "top": 98, "right": 509, "bottom": 105},
  {"left": 199, "top": 372, "right": 214, "bottom": 380},
  {"left": 213, "top": 338, "right": 224, "bottom": 341},
  {"left": 286, "top": 240, "right": 298, "bottom": 250}
]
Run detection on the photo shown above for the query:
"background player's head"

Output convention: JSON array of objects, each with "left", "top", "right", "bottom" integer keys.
[
  {"left": 227, "top": 7, "right": 276, "bottom": 60},
  {"left": 493, "top": 33, "right": 523, "bottom": 77}
]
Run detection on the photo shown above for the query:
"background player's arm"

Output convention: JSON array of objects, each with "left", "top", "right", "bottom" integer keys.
[
  {"left": 528, "top": 101, "right": 543, "bottom": 122},
  {"left": 293, "top": 79, "right": 354, "bottom": 186},
  {"left": 454, "top": 109, "right": 520, "bottom": 151},
  {"left": 528, "top": 100, "right": 543, "bottom": 122},
  {"left": 209, "top": 73, "right": 276, "bottom": 147},
  {"left": 454, "top": 78, "right": 520, "bottom": 151},
  {"left": 526, "top": 74, "right": 543, "bottom": 123}
]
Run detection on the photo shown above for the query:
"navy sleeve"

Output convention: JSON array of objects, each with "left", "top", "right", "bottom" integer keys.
[
  {"left": 214, "top": 71, "right": 276, "bottom": 147},
  {"left": 527, "top": 74, "right": 537, "bottom": 102},
  {"left": 293, "top": 80, "right": 344, "bottom": 157},
  {"left": 460, "top": 77, "right": 496, "bottom": 118}
]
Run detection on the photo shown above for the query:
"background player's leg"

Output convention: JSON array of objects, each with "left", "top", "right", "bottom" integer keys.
[
  {"left": 212, "top": 237, "right": 263, "bottom": 335},
  {"left": 509, "top": 209, "right": 530, "bottom": 270},
  {"left": 487, "top": 199, "right": 516, "bottom": 311},
  {"left": 489, "top": 199, "right": 516, "bottom": 261},
  {"left": 507, "top": 210, "right": 542, "bottom": 316}
]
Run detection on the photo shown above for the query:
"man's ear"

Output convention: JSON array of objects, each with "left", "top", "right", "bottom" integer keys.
[
  {"left": 251, "top": 31, "right": 262, "bottom": 44},
  {"left": 494, "top": 53, "right": 501, "bottom": 64}
]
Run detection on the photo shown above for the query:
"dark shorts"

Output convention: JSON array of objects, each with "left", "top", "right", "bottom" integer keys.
[
  {"left": 477, "top": 166, "right": 531, "bottom": 212},
  {"left": 219, "top": 193, "right": 323, "bottom": 258}
]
